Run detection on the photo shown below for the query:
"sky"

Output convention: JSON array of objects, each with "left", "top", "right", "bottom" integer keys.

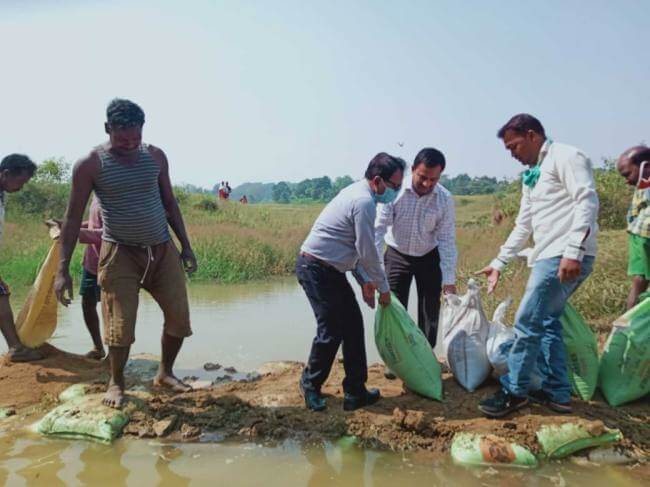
[{"left": 0, "top": 0, "right": 648, "bottom": 188}]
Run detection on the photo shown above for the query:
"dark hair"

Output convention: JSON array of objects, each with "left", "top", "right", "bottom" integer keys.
[
  {"left": 364, "top": 152, "right": 406, "bottom": 180},
  {"left": 497, "top": 113, "right": 546, "bottom": 139},
  {"left": 413, "top": 147, "right": 446, "bottom": 171},
  {"left": 106, "top": 98, "right": 145, "bottom": 128},
  {"left": 627, "top": 145, "right": 650, "bottom": 166},
  {"left": 0, "top": 154, "right": 37, "bottom": 177}
]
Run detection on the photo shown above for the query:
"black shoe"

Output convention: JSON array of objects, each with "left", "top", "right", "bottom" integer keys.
[
  {"left": 299, "top": 383, "right": 326, "bottom": 412},
  {"left": 478, "top": 389, "right": 529, "bottom": 418},
  {"left": 343, "top": 388, "right": 381, "bottom": 411},
  {"left": 528, "top": 390, "right": 572, "bottom": 414}
]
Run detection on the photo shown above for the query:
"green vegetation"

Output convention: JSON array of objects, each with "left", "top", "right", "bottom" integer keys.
[{"left": 0, "top": 158, "right": 634, "bottom": 328}]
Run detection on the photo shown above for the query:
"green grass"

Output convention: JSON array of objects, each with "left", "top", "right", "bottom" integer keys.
[{"left": 0, "top": 194, "right": 632, "bottom": 327}]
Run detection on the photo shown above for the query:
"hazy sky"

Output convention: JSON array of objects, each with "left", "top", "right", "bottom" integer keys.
[{"left": 1, "top": 0, "right": 648, "bottom": 188}]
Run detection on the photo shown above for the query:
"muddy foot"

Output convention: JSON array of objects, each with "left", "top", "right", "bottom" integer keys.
[
  {"left": 102, "top": 383, "right": 125, "bottom": 409},
  {"left": 153, "top": 373, "right": 193, "bottom": 393},
  {"left": 7, "top": 346, "right": 43, "bottom": 363},
  {"left": 85, "top": 349, "right": 106, "bottom": 360}
]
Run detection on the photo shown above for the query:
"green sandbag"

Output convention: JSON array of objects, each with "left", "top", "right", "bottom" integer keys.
[
  {"left": 450, "top": 433, "right": 538, "bottom": 468},
  {"left": 599, "top": 297, "right": 650, "bottom": 406},
  {"left": 537, "top": 422, "right": 622, "bottom": 459},
  {"left": 375, "top": 294, "right": 442, "bottom": 400},
  {"left": 37, "top": 394, "right": 129, "bottom": 444},
  {"left": 560, "top": 303, "right": 599, "bottom": 401},
  {"left": 58, "top": 384, "right": 89, "bottom": 402}
]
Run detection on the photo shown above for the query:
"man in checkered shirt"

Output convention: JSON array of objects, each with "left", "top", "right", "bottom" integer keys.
[
  {"left": 616, "top": 145, "right": 650, "bottom": 309},
  {"left": 375, "top": 147, "right": 457, "bottom": 358}
]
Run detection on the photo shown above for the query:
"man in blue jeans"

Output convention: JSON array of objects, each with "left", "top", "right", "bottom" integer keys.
[{"left": 477, "top": 114, "right": 599, "bottom": 417}]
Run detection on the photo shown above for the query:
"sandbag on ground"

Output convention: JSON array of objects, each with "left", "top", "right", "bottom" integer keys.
[
  {"left": 486, "top": 297, "right": 514, "bottom": 376},
  {"left": 439, "top": 279, "right": 491, "bottom": 391},
  {"left": 560, "top": 303, "right": 599, "bottom": 401},
  {"left": 450, "top": 432, "right": 538, "bottom": 468},
  {"left": 16, "top": 241, "right": 60, "bottom": 347},
  {"left": 536, "top": 422, "right": 622, "bottom": 459},
  {"left": 375, "top": 294, "right": 442, "bottom": 400},
  {"left": 599, "top": 295, "right": 650, "bottom": 406},
  {"left": 37, "top": 390, "right": 130, "bottom": 444}
]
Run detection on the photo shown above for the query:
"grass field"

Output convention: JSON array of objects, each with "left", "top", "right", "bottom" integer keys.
[{"left": 0, "top": 193, "right": 630, "bottom": 327}]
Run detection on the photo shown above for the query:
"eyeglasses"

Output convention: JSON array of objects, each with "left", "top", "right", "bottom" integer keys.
[{"left": 382, "top": 178, "right": 402, "bottom": 191}]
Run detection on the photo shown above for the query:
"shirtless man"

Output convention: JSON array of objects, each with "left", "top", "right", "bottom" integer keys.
[{"left": 54, "top": 98, "right": 198, "bottom": 408}]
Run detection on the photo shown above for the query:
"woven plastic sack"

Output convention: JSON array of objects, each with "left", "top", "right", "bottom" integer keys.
[
  {"left": 451, "top": 433, "right": 538, "bottom": 468},
  {"left": 16, "top": 241, "right": 60, "bottom": 347},
  {"left": 438, "top": 279, "right": 491, "bottom": 391},
  {"left": 560, "top": 303, "right": 599, "bottom": 401},
  {"left": 486, "top": 297, "right": 514, "bottom": 376},
  {"left": 537, "top": 422, "right": 622, "bottom": 459},
  {"left": 375, "top": 293, "right": 442, "bottom": 400},
  {"left": 599, "top": 296, "right": 650, "bottom": 406},
  {"left": 37, "top": 394, "right": 129, "bottom": 444}
]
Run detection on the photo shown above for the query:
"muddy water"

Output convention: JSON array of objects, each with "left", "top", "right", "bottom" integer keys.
[{"left": 1, "top": 278, "right": 647, "bottom": 485}]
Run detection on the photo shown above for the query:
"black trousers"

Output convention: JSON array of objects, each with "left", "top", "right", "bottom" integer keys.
[
  {"left": 296, "top": 253, "right": 367, "bottom": 395},
  {"left": 384, "top": 246, "right": 442, "bottom": 347}
]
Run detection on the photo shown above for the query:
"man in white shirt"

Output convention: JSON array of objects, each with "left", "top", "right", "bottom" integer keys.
[
  {"left": 375, "top": 148, "right": 457, "bottom": 353},
  {"left": 0, "top": 154, "right": 42, "bottom": 362},
  {"left": 477, "top": 114, "right": 598, "bottom": 418}
]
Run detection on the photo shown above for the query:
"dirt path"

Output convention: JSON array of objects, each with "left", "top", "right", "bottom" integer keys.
[{"left": 1, "top": 347, "right": 648, "bottom": 461}]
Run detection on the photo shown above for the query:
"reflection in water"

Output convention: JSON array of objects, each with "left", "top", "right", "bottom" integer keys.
[
  {"left": 77, "top": 440, "right": 129, "bottom": 485},
  {"left": 155, "top": 445, "right": 191, "bottom": 487}
]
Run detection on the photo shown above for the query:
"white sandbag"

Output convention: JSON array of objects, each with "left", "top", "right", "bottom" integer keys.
[
  {"left": 486, "top": 297, "right": 514, "bottom": 376},
  {"left": 439, "top": 279, "right": 492, "bottom": 391}
]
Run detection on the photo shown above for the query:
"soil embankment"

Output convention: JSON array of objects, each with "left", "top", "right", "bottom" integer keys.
[{"left": 0, "top": 346, "right": 647, "bottom": 461}]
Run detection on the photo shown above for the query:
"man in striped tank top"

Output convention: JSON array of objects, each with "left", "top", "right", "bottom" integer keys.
[{"left": 55, "top": 99, "right": 198, "bottom": 409}]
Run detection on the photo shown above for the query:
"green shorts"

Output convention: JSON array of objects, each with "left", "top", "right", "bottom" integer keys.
[
  {"left": 628, "top": 233, "right": 650, "bottom": 280},
  {"left": 79, "top": 268, "right": 101, "bottom": 302}
]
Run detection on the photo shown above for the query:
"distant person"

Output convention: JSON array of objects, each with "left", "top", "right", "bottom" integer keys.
[
  {"left": 218, "top": 181, "right": 226, "bottom": 200},
  {"left": 225, "top": 181, "right": 232, "bottom": 199},
  {"left": 477, "top": 114, "right": 598, "bottom": 417},
  {"left": 55, "top": 98, "right": 198, "bottom": 409},
  {"left": 239, "top": 195, "right": 248, "bottom": 204},
  {"left": 298, "top": 152, "right": 404, "bottom": 412},
  {"left": 77, "top": 195, "right": 105, "bottom": 360},
  {"left": 0, "top": 154, "right": 42, "bottom": 362},
  {"left": 615, "top": 145, "right": 650, "bottom": 309},
  {"left": 375, "top": 147, "right": 457, "bottom": 367}
]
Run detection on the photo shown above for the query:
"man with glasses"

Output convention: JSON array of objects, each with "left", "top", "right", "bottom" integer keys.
[
  {"left": 375, "top": 148, "right": 457, "bottom": 376},
  {"left": 297, "top": 152, "right": 404, "bottom": 412}
]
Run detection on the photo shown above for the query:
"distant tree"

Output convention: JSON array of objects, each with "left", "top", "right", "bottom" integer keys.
[
  {"left": 272, "top": 181, "right": 292, "bottom": 203},
  {"left": 332, "top": 175, "right": 354, "bottom": 196},
  {"left": 33, "top": 158, "right": 70, "bottom": 183}
]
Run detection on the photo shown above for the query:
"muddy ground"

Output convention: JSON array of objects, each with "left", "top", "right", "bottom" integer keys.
[{"left": 0, "top": 345, "right": 647, "bottom": 463}]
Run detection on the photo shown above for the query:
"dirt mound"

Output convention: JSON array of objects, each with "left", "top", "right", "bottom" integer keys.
[
  {"left": 2, "top": 350, "right": 648, "bottom": 460},
  {"left": 124, "top": 362, "right": 649, "bottom": 459},
  {"left": 0, "top": 344, "right": 107, "bottom": 409}
]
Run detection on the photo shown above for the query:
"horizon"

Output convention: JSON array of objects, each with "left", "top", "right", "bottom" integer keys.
[{"left": 1, "top": 0, "right": 647, "bottom": 189}]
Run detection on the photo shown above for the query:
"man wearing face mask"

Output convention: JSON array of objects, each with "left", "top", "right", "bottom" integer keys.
[
  {"left": 375, "top": 148, "right": 457, "bottom": 364},
  {"left": 476, "top": 114, "right": 598, "bottom": 418},
  {"left": 616, "top": 145, "right": 650, "bottom": 309},
  {"left": 297, "top": 152, "right": 404, "bottom": 412}
]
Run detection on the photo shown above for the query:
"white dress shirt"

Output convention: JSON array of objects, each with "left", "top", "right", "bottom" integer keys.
[
  {"left": 490, "top": 140, "right": 599, "bottom": 271},
  {"left": 375, "top": 181, "right": 457, "bottom": 285}
]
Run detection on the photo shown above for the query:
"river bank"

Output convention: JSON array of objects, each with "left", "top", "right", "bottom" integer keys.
[{"left": 1, "top": 345, "right": 647, "bottom": 470}]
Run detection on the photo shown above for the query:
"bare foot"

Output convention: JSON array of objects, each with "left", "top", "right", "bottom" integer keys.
[
  {"left": 102, "top": 383, "right": 125, "bottom": 409},
  {"left": 85, "top": 349, "right": 106, "bottom": 360},
  {"left": 153, "top": 373, "right": 193, "bottom": 393},
  {"left": 8, "top": 346, "right": 43, "bottom": 363}
]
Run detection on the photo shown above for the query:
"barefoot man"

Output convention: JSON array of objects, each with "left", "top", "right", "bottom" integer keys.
[{"left": 55, "top": 98, "right": 198, "bottom": 408}]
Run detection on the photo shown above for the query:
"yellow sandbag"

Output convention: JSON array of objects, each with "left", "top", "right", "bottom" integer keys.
[{"left": 16, "top": 242, "right": 60, "bottom": 347}]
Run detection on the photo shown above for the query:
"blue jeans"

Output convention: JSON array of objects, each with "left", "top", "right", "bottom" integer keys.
[{"left": 500, "top": 256, "right": 595, "bottom": 403}]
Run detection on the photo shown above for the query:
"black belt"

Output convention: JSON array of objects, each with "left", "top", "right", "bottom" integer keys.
[{"left": 300, "top": 252, "right": 335, "bottom": 269}]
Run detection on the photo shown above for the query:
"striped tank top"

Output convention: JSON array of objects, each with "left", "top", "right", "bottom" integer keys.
[{"left": 94, "top": 144, "right": 170, "bottom": 246}]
